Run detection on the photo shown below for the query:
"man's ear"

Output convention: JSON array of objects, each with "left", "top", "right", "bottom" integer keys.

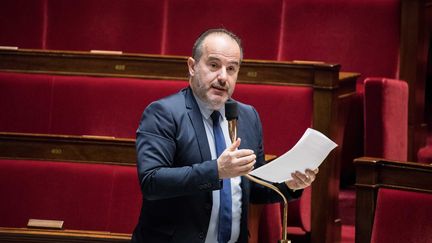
[{"left": 187, "top": 57, "right": 196, "bottom": 76}]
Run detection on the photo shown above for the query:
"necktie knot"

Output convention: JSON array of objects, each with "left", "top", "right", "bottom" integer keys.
[{"left": 211, "top": 111, "right": 221, "bottom": 125}]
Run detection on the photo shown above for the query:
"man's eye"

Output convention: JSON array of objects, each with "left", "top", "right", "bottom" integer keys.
[
  {"left": 209, "top": 63, "right": 219, "bottom": 69},
  {"left": 228, "top": 66, "right": 237, "bottom": 73}
]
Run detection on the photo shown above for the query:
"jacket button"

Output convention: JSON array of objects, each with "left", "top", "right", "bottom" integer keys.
[{"left": 198, "top": 232, "right": 205, "bottom": 239}]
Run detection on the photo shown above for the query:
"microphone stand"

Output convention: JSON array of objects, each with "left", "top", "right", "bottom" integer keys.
[{"left": 228, "top": 123, "right": 290, "bottom": 243}]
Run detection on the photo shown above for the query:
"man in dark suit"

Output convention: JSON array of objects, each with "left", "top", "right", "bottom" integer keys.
[{"left": 132, "top": 28, "right": 318, "bottom": 243}]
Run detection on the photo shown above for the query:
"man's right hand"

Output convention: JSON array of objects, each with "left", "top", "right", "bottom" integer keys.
[{"left": 217, "top": 138, "right": 256, "bottom": 179}]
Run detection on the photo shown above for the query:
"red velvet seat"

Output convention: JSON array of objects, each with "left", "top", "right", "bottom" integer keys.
[
  {"left": 371, "top": 188, "right": 432, "bottom": 243},
  {"left": 233, "top": 84, "right": 312, "bottom": 243},
  {"left": 163, "top": 0, "right": 283, "bottom": 60},
  {"left": 0, "top": 72, "right": 188, "bottom": 138},
  {"left": 49, "top": 76, "right": 188, "bottom": 138},
  {"left": 233, "top": 84, "right": 313, "bottom": 157},
  {"left": 45, "top": 0, "right": 165, "bottom": 54},
  {"left": 0, "top": 0, "right": 45, "bottom": 49},
  {"left": 351, "top": 78, "right": 409, "bottom": 243},
  {"left": 279, "top": 0, "right": 401, "bottom": 188},
  {"left": 0, "top": 72, "right": 54, "bottom": 134},
  {"left": 363, "top": 77, "right": 408, "bottom": 161},
  {"left": 279, "top": 0, "right": 400, "bottom": 84},
  {"left": 0, "top": 159, "right": 141, "bottom": 233},
  {"left": 417, "top": 136, "right": 432, "bottom": 164},
  {"left": 278, "top": 0, "right": 401, "bottom": 238}
]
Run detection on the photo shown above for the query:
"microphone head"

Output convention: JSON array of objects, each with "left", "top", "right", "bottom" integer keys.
[{"left": 225, "top": 99, "right": 238, "bottom": 121}]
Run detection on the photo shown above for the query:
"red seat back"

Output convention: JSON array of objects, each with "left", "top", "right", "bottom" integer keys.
[
  {"left": 364, "top": 77, "right": 409, "bottom": 161},
  {"left": 371, "top": 188, "right": 432, "bottom": 243},
  {"left": 45, "top": 0, "right": 165, "bottom": 54},
  {"left": 163, "top": 0, "right": 283, "bottom": 60},
  {"left": 0, "top": 159, "right": 141, "bottom": 233},
  {"left": 0, "top": 0, "right": 45, "bottom": 49},
  {"left": 279, "top": 0, "right": 400, "bottom": 87}
]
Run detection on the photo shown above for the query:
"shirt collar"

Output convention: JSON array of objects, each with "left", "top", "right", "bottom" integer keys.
[{"left": 192, "top": 92, "right": 225, "bottom": 121}]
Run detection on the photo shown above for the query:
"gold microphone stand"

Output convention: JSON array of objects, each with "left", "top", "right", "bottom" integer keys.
[{"left": 228, "top": 122, "right": 290, "bottom": 243}]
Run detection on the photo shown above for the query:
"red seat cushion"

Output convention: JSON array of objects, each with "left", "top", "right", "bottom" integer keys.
[{"left": 371, "top": 188, "right": 432, "bottom": 243}]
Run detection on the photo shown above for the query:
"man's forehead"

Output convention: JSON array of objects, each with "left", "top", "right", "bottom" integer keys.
[{"left": 202, "top": 34, "right": 241, "bottom": 62}]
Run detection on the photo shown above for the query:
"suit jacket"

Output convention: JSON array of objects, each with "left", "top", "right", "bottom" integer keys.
[{"left": 132, "top": 87, "right": 300, "bottom": 243}]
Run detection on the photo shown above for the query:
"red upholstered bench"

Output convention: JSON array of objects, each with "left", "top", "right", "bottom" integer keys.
[
  {"left": 0, "top": 159, "right": 141, "bottom": 234},
  {"left": 0, "top": 0, "right": 45, "bottom": 49},
  {"left": 0, "top": 71, "right": 311, "bottom": 154},
  {"left": 45, "top": 0, "right": 165, "bottom": 54},
  {"left": 163, "top": 0, "right": 283, "bottom": 60},
  {"left": 0, "top": 72, "right": 187, "bottom": 137}
]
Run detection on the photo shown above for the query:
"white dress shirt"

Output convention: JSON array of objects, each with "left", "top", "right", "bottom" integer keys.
[{"left": 193, "top": 95, "right": 242, "bottom": 243}]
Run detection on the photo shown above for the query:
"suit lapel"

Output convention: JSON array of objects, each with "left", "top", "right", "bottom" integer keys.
[{"left": 184, "top": 87, "right": 212, "bottom": 162}]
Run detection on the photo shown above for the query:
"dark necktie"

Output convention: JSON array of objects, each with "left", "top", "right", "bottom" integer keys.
[{"left": 211, "top": 111, "right": 232, "bottom": 243}]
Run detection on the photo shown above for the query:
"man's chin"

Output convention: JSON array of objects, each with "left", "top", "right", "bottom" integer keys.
[{"left": 208, "top": 97, "right": 228, "bottom": 110}]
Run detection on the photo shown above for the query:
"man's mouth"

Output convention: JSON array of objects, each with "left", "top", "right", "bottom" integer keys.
[{"left": 211, "top": 84, "right": 227, "bottom": 91}]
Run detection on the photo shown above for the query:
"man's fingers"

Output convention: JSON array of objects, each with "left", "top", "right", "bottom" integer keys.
[
  {"left": 237, "top": 160, "right": 256, "bottom": 174},
  {"left": 228, "top": 137, "right": 241, "bottom": 152},
  {"left": 231, "top": 150, "right": 255, "bottom": 161},
  {"left": 305, "top": 169, "right": 317, "bottom": 181},
  {"left": 292, "top": 171, "right": 311, "bottom": 185}
]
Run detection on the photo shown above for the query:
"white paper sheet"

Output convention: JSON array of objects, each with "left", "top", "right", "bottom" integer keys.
[{"left": 249, "top": 128, "right": 337, "bottom": 183}]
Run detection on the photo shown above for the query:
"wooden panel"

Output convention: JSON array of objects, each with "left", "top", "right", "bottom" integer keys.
[
  {"left": 0, "top": 132, "right": 136, "bottom": 165},
  {"left": 0, "top": 49, "right": 346, "bottom": 87},
  {"left": 0, "top": 227, "right": 130, "bottom": 243},
  {"left": 354, "top": 157, "right": 432, "bottom": 243}
]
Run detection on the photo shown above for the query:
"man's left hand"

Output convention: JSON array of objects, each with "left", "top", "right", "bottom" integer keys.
[{"left": 285, "top": 168, "right": 319, "bottom": 191}]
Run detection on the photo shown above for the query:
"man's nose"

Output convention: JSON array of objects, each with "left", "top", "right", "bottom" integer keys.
[{"left": 217, "top": 67, "right": 228, "bottom": 82}]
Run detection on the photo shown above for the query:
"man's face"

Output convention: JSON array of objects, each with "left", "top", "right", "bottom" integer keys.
[{"left": 188, "top": 34, "right": 241, "bottom": 110}]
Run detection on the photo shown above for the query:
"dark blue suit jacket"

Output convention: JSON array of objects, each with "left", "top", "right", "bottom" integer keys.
[{"left": 132, "top": 87, "right": 300, "bottom": 243}]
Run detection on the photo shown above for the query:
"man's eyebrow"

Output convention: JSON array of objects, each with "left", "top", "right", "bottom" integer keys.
[
  {"left": 228, "top": 60, "right": 240, "bottom": 66},
  {"left": 207, "top": 56, "right": 240, "bottom": 66},
  {"left": 207, "top": 56, "right": 221, "bottom": 62}
]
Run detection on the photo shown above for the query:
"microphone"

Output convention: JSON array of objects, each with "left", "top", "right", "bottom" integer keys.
[
  {"left": 225, "top": 99, "right": 238, "bottom": 144},
  {"left": 225, "top": 100, "right": 291, "bottom": 243}
]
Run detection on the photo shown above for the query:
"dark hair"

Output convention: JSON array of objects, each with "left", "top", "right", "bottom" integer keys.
[{"left": 192, "top": 28, "right": 243, "bottom": 63}]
